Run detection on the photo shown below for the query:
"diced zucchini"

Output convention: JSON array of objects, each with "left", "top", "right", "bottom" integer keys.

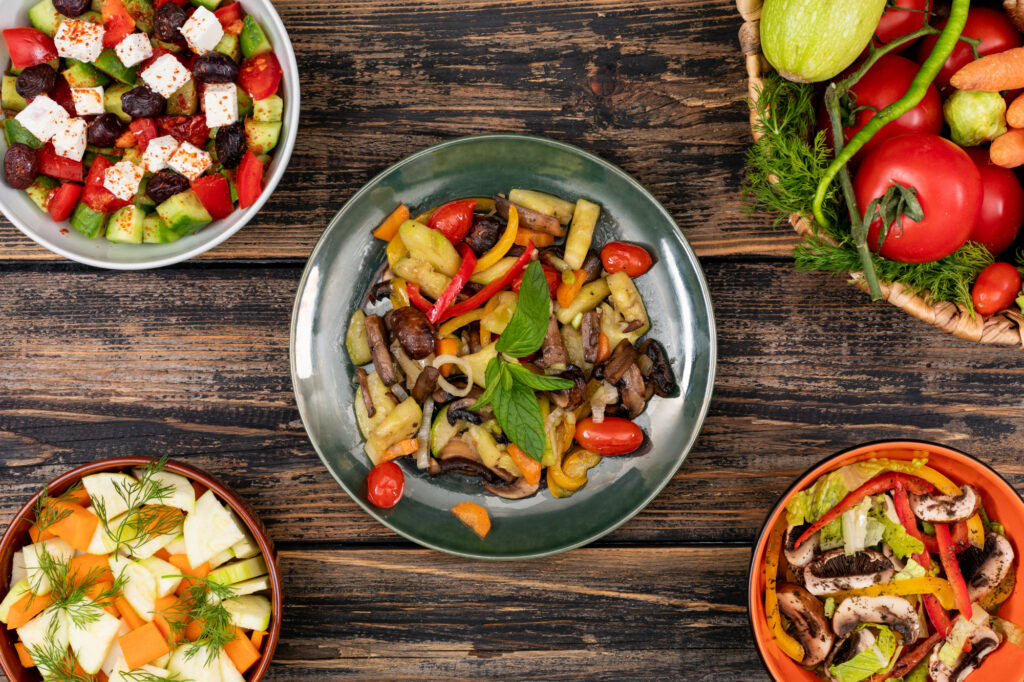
[
  {"left": 391, "top": 257, "right": 450, "bottom": 299},
  {"left": 104, "top": 83, "right": 133, "bottom": 123},
  {"left": 156, "top": 189, "right": 213, "bottom": 236},
  {"left": 481, "top": 291, "right": 517, "bottom": 335},
  {"left": 459, "top": 342, "right": 498, "bottom": 388},
  {"left": 133, "top": 468, "right": 196, "bottom": 514},
  {"left": 183, "top": 490, "right": 246, "bottom": 568},
  {"left": 68, "top": 609, "right": 121, "bottom": 674},
  {"left": 229, "top": 529, "right": 260, "bottom": 560},
  {"left": 166, "top": 78, "right": 198, "bottom": 116},
  {"left": 430, "top": 406, "right": 464, "bottom": 456},
  {"left": 94, "top": 50, "right": 138, "bottom": 85},
  {"left": 253, "top": 94, "right": 283, "bottom": 122},
  {"left": 368, "top": 397, "right": 422, "bottom": 464},
  {"left": 109, "top": 555, "right": 158, "bottom": 622},
  {"left": 63, "top": 59, "right": 110, "bottom": 88},
  {"left": 106, "top": 204, "right": 145, "bottom": 244},
  {"left": 2, "top": 75, "right": 28, "bottom": 112},
  {"left": 18, "top": 608, "right": 69, "bottom": 678},
  {"left": 3, "top": 118, "right": 44, "bottom": 149},
  {"left": 398, "top": 220, "right": 461, "bottom": 276},
  {"left": 563, "top": 198, "right": 601, "bottom": 269},
  {"left": 138, "top": 556, "right": 182, "bottom": 598},
  {"left": 345, "top": 310, "right": 372, "bottom": 366},
  {"left": 167, "top": 647, "right": 222, "bottom": 682},
  {"left": 27, "top": 0, "right": 67, "bottom": 37},
  {"left": 70, "top": 202, "right": 108, "bottom": 238},
  {"left": 214, "top": 32, "right": 241, "bottom": 62},
  {"left": 240, "top": 15, "right": 273, "bottom": 58},
  {"left": 208, "top": 555, "right": 268, "bottom": 587},
  {"left": 223, "top": 595, "right": 271, "bottom": 631},
  {"left": 25, "top": 176, "right": 58, "bottom": 212},
  {"left": 228, "top": 575, "right": 270, "bottom": 597},
  {"left": 555, "top": 277, "right": 610, "bottom": 325},
  {"left": 509, "top": 189, "right": 576, "bottom": 225},
  {"left": 606, "top": 270, "right": 650, "bottom": 337},
  {"left": 0, "top": 579, "right": 30, "bottom": 624},
  {"left": 244, "top": 118, "right": 281, "bottom": 154},
  {"left": 355, "top": 370, "right": 398, "bottom": 444}
]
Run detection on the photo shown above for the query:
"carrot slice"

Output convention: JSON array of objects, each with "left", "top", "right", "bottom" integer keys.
[
  {"left": 168, "top": 554, "right": 211, "bottom": 596},
  {"left": 7, "top": 592, "right": 55, "bottom": 629},
  {"left": 154, "top": 548, "right": 172, "bottom": 561},
  {"left": 372, "top": 204, "right": 410, "bottom": 241},
  {"left": 507, "top": 445, "right": 541, "bottom": 486},
  {"left": 514, "top": 226, "right": 555, "bottom": 248},
  {"left": 116, "top": 596, "right": 145, "bottom": 630},
  {"left": 379, "top": 438, "right": 419, "bottom": 462},
  {"left": 15, "top": 641, "right": 34, "bottom": 668},
  {"left": 435, "top": 337, "right": 459, "bottom": 377},
  {"left": 224, "top": 626, "right": 261, "bottom": 673},
  {"left": 70, "top": 553, "right": 113, "bottom": 584},
  {"left": 451, "top": 502, "right": 491, "bottom": 538},
  {"left": 153, "top": 594, "right": 189, "bottom": 643},
  {"left": 28, "top": 525, "right": 55, "bottom": 543},
  {"left": 251, "top": 629, "right": 267, "bottom": 649},
  {"left": 63, "top": 485, "right": 91, "bottom": 506},
  {"left": 48, "top": 501, "right": 100, "bottom": 552},
  {"left": 119, "top": 622, "right": 170, "bottom": 670}
]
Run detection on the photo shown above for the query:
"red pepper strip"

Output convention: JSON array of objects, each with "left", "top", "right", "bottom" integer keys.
[
  {"left": 437, "top": 242, "right": 537, "bottom": 323},
  {"left": 794, "top": 474, "right": 935, "bottom": 549},
  {"left": 866, "top": 630, "right": 945, "bottom": 682},
  {"left": 919, "top": 522, "right": 971, "bottom": 555},
  {"left": 426, "top": 244, "right": 477, "bottom": 324},
  {"left": 406, "top": 283, "right": 433, "bottom": 316},
  {"left": 936, "top": 523, "right": 972, "bottom": 619}
]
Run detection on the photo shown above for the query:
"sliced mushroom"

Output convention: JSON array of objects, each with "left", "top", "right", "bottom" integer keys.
[
  {"left": 387, "top": 306, "right": 436, "bottom": 360},
  {"left": 928, "top": 625, "right": 999, "bottom": 682},
  {"left": 909, "top": 485, "right": 980, "bottom": 524},
  {"left": 447, "top": 393, "right": 492, "bottom": 425},
  {"left": 825, "top": 629, "right": 876, "bottom": 681},
  {"left": 638, "top": 339, "right": 676, "bottom": 397},
  {"left": 411, "top": 365, "right": 440, "bottom": 404},
  {"left": 433, "top": 439, "right": 516, "bottom": 485},
  {"left": 832, "top": 595, "right": 920, "bottom": 642},
  {"left": 548, "top": 365, "right": 587, "bottom": 410},
  {"left": 776, "top": 583, "right": 834, "bottom": 667},
  {"left": 364, "top": 314, "right": 397, "bottom": 386},
  {"left": 804, "top": 549, "right": 895, "bottom": 595},
  {"left": 596, "top": 339, "right": 638, "bottom": 385},
  {"left": 581, "top": 250, "right": 603, "bottom": 283},
  {"left": 484, "top": 476, "right": 541, "bottom": 499},
  {"left": 494, "top": 195, "right": 564, "bottom": 236},
  {"left": 784, "top": 524, "right": 817, "bottom": 569},
  {"left": 368, "top": 279, "right": 393, "bottom": 303},
  {"left": 534, "top": 315, "right": 569, "bottom": 370},
  {"left": 355, "top": 368, "right": 375, "bottom": 418},
  {"left": 961, "top": 532, "right": 1016, "bottom": 602},
  {"left": 463, "top": 215, "right": 504, "bottom": 257},
  {"left": 618, "top": 364, "right": 647, "bottom": 418},
  {"left": 467, "top": 322, "right": 482, "bottom": 354},
  {"left": 1006, "top": 0, "right": 1024, "bottom": 34},
  {"left": 581, "top": 310, "right": 600, "bottom": 363}
]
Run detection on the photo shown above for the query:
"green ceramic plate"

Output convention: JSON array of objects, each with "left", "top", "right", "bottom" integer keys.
[{"left": 291, "top": 134, "right": 716, "bottom": 559}]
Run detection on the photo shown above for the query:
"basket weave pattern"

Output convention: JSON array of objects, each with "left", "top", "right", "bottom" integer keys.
[{"left": 737, "top": 0, "right": 1024, "bottom": 347}]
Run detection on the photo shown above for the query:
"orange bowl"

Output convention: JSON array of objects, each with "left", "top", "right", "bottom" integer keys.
[
  {"left": 748, "top": 440, "right": 1024, "bottom": 681},
  {"left": 0, "top": 457, "right": 283, "bottom": 682}
]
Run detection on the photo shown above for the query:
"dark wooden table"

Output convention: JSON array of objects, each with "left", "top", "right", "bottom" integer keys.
[{"left": 2, "top": 1, "right": 1022, "bottom": 680}]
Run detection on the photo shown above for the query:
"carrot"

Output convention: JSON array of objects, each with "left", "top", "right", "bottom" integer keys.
[
  {"left": 28, "top": 525, "right": 54, "bottom": 543},
  {"left": 514, "top": 226, "right": 555, "bottom": 248},
  {"left": 7, "top": 592, "right": 54, "bottom": 629},
  {"left": 1008, "top": 92, "right": 1024, "bottom": 128},
  {"left": 506, "top": 445, "right": 541, "bottom": 487},
  {"left": 119, "top": 621, "right": 170, "bottom": 670},
  {"left": 991, "top": 128, "right": 1024, "bottom": 168},
  {"left": 168, "top": 553, "right": 211, "bottom": 596},
  {"left": 951, "top": 46, "right": 1024, "bottom": 91},
  {"left": 48, "top": 501, "right": 100, "bottom": 552},
  {"left": 15, "top": 641, "right": 34, "bottom": 668},
  {"left": 556, "top": 269, "right": 588, "bottom": 308},
  {"left": 153, "top": 594, "right": 188, "bottom": 643},
  {"left": 115, "top": 596, "right": 145, "bottom": 630},
  {"left": 154, "top": 547, "right": 172, "bottom": 561},
  {"left": 596, "top": 332, "right": 611, "bottom": 363},
  {"left": 225, "top": 626, "right": 262, "bottom": 673},
  {"left": 63, "top": 485, "right": 91, "bottom": 505},
  {"left": 379, "top": 438, "right": 419, "bottom": 462},
  {"left": 372, "top": 204, "right": 411, "bottom": 241},
  {"left": 435, "top": 337, "right": 459, "bottom": 377},
  {"left": 70, "top": 553, "right": 113, "bottom": 584},
  {"left": 184, "top": 616, "right": 204, "bottom": 642},
  {"left": 450, "top": 501, "right": 491, "bottom": 539},
  {"left": 251, "top": 629, "right": 267, "bottom": 650},
  {"left": 97, "top": 672, "right": 109, "bottom": 682}
]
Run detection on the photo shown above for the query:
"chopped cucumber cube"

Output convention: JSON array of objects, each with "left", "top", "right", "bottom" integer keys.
[
  {"left": 0, "top": 579, "right": 30, "bottom": 624},
  {"left": 208, "top": 555, "right": 268, "bottom": 587},
  {"left": 83, "top": 472, "right": 138, "bottom": 518},
  {"left": 68, "top": 609, "right": 121, "bottom": 674},
  {"left": 240, "top": 15, "right": 272, "bottom": 58},
  {"left": 156, "top": 189, "right": 213, "bottom": 236},
  {"left": 70, "top": 201, "right": 108, "bottom": 238},
  {"left": 25, "top": 175, "right": 58, "bottom": 212},
  {"left": 106, "top": 204, "right": 146, "bottom": 244},
  {"left": 223, "top": 594, "right": 271, "bottom": 631},
  {"left": 253, "top": 94, "right": 283, "bottom": 122}
]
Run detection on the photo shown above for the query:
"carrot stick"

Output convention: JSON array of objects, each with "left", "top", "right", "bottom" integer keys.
[
  {"left": 251, "top": 629, "right": 267, "bottom": 649},
  {"left": 153, "top": 594, "right": 188, "bottom": 643},
  {"left": 507, "top": 445, "right": 541, "bottom": 486},
  {"left": 451, "top": 501, "right": 491, "bottom": 538},
  {"left": 514, "top": 226, "right": 555, "bottom": 248},
  {"left": 64, "top": 485, "right": 91, "bottom": 505},
  {"left": 168, "top": 554, "right": 211, "bottom": 596},
  {"left": 224, "top": 626, "right": 261, "bottom": 673},
  {"left": 596, "top": 332, "right": 611, "bottom": 363},
  {"left": 379, "top": 438, "right": 419, "bottom": 462},
  {"left": 7, "top": 593, "right": 54, "bottom": 629},
  {"left": 28, "top": 526, "right": 54, "bottom": 543},
  {"left": 116, "top": 596, "right": 145, "bottom": 630},
  {"left": 951, "top": 46, "right": 1024, "bottom": 91},
  {"left": 372, "top": 204, "right": 411, "bottom": 241},
  {"left": 1008, "top": 92, "right": 1024, "bottom": 128},
  {"left": 119, "top": 622, "right": 170, "bottom": 670},
  {"left": 15, "top": 641, "right": 34, "bottom": 668},
  {"left": 70, "top": 553, "right": 113, "bottom": 584},
  {"left": 991, "top": 128, "right": 1024, "bottom": 168},
  {"left": 435, "top": 337, "right": 459, "bottom": 377}
]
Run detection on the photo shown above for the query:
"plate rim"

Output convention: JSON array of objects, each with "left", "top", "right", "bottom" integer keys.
[{"left": 289, "top": 132, "right": 718, "bottom": 560}]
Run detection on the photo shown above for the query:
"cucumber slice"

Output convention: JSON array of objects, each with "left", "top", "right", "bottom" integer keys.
[
  {"left": 183, "top": 490, "right": 246, "bottom": 568},
  {"left": 156, "top": 189, "right": 213, "bottom": 236},
  {"left": 237, "top": 85, "right": 253, "bottom": 118},
  {"left": 166, "top": 78, "right": 198, "bottom": 116},
  {"left": 27, "top": 0, "right": 67, "bottom": 37},
  {"left": 106, "top": 204, "right": 145, "bottom": 244},
  {"left": 192, "top": 0, "right": 223, "bottom": 10},
  {"left": 24, "top": 538, "right": 75, "bottom": 595},
  {"left": 2, "top": 75, "right": 28, "bottom": 112},
  {"left": 430, "top": 405, "right": 460, "bottom": 457},
  {"left": 0, "top": 579, "right": 30, "bottom": 624},
  {"left": 124, "top": 0, "right": 155, "bottom": 34},
  {"left": 3, "top": 118, "right": 44, "bottom": 149},
  {"left": 25, "top": 175, "right": 57, "bottom": 212},
  {"left": 131, "top": 468, "right": 196, "bottom": 514},
  {"left": 104, "top": 83, "right": 133, "bottom": 123},
  {"left": 208, "top": 555, "right": 268, "bottom": 587},
  {"left": 83, "top": 472, "right": 138, "bottom": 518},
  {"left": 244, "top": 118, "right": 281, "bottom": 154},
  {"left": 223, "top": 594, "right": 271, "bottom": 631},
  {"left": 68, "top": 609, "right": 121, "bottom": 674},
  {"left": 109, "top": 555, "right": 157, "bottom": 622},
  {"left": 70, "top": 201, "right": 109, "bottom": 238},
  {"left": 17, "top": 607, "right": 69, "bottom": 678},
  {"left": 253, "top": 94, "right": 283, "bottom": 122},
  {"left": 215, "top": 32, "right": 241, "bottom": 63},
  {"left": 138, "top": 556, "right": 182, "bottom": 598},
  {"left": 142, "top": 213, "right": 182, "bottom": 243},
  {"left": 63, "top": 59, "right": 110, "bottom": 88},
  {"left": 94, "top": 50, "right": 138, "bottom": 85},
  {"left": 240, "top": 15, "right": 273, "bottom": 58},
  {"left": 228, "top": 575, "right": 270, "bottom": 597}
]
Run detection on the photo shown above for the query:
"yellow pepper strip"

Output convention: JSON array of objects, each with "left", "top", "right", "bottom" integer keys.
[
  {"left": 390, "top": 278, "right": 409, "bottom": 309},
  {"left": 438, "top": 309, "right": 485, "bottom": 338},
  {"left": 474, "top": 205, "right": 518, "bottom": 273},
  {"left": 386, "top": 234, "right": 407, "bottom": 270},
  {"left": 547, "top": 473, "right": 573, "bottom": 498},
  {"left": 563, "top": 449, "right": 601, "bottom": 480},
  {"left": 825, "top": 577, "right": 956, "bottom": 611},
  {"left": 373, "top": 204, "right": 411, "bottom": 241},
  {"left": 434, "top": 338, "right": 459, "bottom": 377},
  {"left": 479, "top": 294, "right": 503, "bottom": 346},
  {"left": 548, "top": 454, "right": 586, "bottom": 492},
  {"left": 914, "top": 464, "right": 986, "bottom": 549},
  {"left": 765, "top": 518, "right": 805, "bottom": 663}
]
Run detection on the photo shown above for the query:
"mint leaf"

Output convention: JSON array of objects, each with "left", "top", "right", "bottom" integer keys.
[
  {"left": 496, "top": 261, "right": 551, "bottom": 358},
  {"left": 470, "top": 357, "right": 505, "bottom": 410},
  {"left": 505, "top": 362, "right": 574, "bottom": 391},
  {"left": 492, "top": 377, "right": 547, "bottom": 461}
]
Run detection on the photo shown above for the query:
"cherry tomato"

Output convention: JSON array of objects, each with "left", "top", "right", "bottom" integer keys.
[
  {"left": 856, "top": 134, "right": 981, "bottom": 264},
  {"left": 918, "top": 8, "right": 1022, "bottom": 89},
  {"left": 575, "top": 417, "right": 643, "bottom": 456},
  {"left": 239, "top": 52, "right": 283, "bottom": 100},
  {"left": 366, "top": 461, "right": 405, "bottom": 508},
  {"left": 824, "top": 55, "right": 942, "bottom": 164},
  {"left": 156, "top": 115, "right": 210, "bottom": 148},
  {"left": 2, "top": 28, "right": 58, "bottom": 70},
  {"left": 428, "top": 199, "right": 476, "bottom": 244},
  {"left": 972, "top": 263, "right": 1022, "bottom": 315},
  {"left": 873, "top": 0, "right": 932, "bottom": 50},
  {"left": 964, "top": 148, "right": 1024, "bottom": 257},
  {"left": 601, "top": 241, "right": 654, "bottom": 277}
]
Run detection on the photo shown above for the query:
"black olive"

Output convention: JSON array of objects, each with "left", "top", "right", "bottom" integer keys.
[
  {"left": 87, "top": 114, "right": 126, "bottom": 148},
  {"left": 52, "top": 0, "right": 89, "bottom": 17},
  {"left": 192, "top": 52, "right": 239, "bottom": 83},
  {"left": 15, "top": 64, "right": 56, "bottom": 99},
  {"left": 121, "top": 86, "right": 165, "bottom": 119},
  {"left": 4, "top": 144, "right": 38, "bottom": 190},
  {"left": 146, "top": 169, "right": 191, "bottom": 204},
  {"left": 153, "top": 1, "right": 187, "bottom": 42},
  {"left": 215, "top": 122, "right": 245, "bottom": 169}
]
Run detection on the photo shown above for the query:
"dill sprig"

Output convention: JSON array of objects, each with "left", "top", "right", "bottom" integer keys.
[
  {"left": 159, "top": 574, "right": 236, "bottom": 666},
  {"left": 94, "top": 457, "right": 179, "bottom": 555},
  {"left": 29, "top": 545, "right": 127, "bottom": 630},
  {"left": 30, "top": 483, "right": 84, "bottom": 536},
  {"left": 27, "top": 637, "right": 94, "bottom": 682},
  {"left": 117, "top": 671, "right": 186, "bottom": 682}
]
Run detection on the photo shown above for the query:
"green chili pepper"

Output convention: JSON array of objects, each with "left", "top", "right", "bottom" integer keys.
[{"left": 812, "top": 0, "right": 972, "bottom": 228}]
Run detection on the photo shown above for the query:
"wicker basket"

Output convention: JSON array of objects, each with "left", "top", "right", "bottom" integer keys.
[{"left": 737, "top": 0, "right": 1024, "bottom": 347}]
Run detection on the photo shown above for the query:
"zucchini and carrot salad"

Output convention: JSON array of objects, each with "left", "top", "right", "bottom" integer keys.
[
  {"left": 345, "top": 190, "right": 677, "bottom": 538},
  {"left": 761, "top": 454, "right": 1021, "bottom": 682},
  {"left": 0, "top": 459, "right": 273, "bottom": 681}
]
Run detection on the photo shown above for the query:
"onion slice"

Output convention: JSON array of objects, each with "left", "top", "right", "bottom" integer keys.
[
  {"left": 415, "top": 398, "right": 434, "bottom": 469},
  {"left": 432, "top": 354, "right": 473, "bottom": 397}
]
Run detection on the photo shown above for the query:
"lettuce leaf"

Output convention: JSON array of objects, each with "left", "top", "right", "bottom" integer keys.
[
  {"left": 894, "top": 659, "right": 930, "bottom": 682},
  {"left": 893, "top": 558, "right": 927, "bottom": 581},
  {"left": 868, "top": 505, "right": 925, "bottom": 560},
  {"left": 993, "top": 617, "right": 1024, "bottom": 648},
  {"left": 828, "top": 625, "right": 900, "bottom": 682},
  {"left": 786, "top": 489, "right": 812, "bottom": 526},
  {"left": 843, "top": 497, "right": 886, "bottom": 555}
]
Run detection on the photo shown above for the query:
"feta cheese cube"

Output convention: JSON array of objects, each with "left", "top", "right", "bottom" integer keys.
[
  {"left": 103, "top": 161, "right": 144, "bottom": 201},
  {"left": 70, "top": 87, "right": 105, "bottom": 117},
  {"left": 180, "top": 7, "right": 224, "bottom": 56},
  {"left": 54, "top": 20, "right": 105, "bottom": 64},
  {"left": 167, "top": 142, "right": 212, "bottom": 181},
  {"left": 203, "top": 83, "right": 238, "bottom": 128},
  {"left": 143, "top": 135, "right": 180, "bottom": 174},
  {"left": 53, "top": 118, "right": 88, "bottom": 162},
  {"left": 15, "top": 95, "right": 70, "bottom": 144},
  {"left": 140, "top": 54, "right": 192, "bottom": 99},
  {"left": 114, "top": 32, "right": 153, "bottom": 69}
]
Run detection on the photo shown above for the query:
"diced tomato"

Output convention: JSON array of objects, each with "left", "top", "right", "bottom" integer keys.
[
  {"left": 214, "top": 2, "right": 244, "bottom": 28},
  {"left": 236, "top": 152, "right": 264, "bottom": 209},
  {"left": 82, "top": 156, "right": 128, "bottom": 213},
  {"left": 50, "top": 77, "right": 77, "bottom": 117},
  {"left": 191, "top": 174, "right": 234, "bottom": 220},
  {"left": 101, "top": 0, "right": 136, "bottom": 49},
  {"left": 37, "top": 145, "right": 84, "bottom": 183},
  {"left": 48, "top": 183, "right": 84, "bottom": 222},
  {"left": 156, "top": 115, "right": 209, "bottom": 147},
  {"left": 3, "top": 28, "right": 58, "bottom": 70},
  {"left": 239, "top": 53, "right": 283, "bottom": 100},
  {"left": 129, "top": 118, "right": 158, "bottom": 153}
]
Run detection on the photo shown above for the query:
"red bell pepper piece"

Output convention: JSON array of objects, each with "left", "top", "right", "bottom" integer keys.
[
  {"left": 406, "top": 283, "right": 434, "bottom": 315},
  {"left": 37, "top": 145, "right": 84, "bottom": 182},
  {"left": 81, "top": 155, "right": 129, "bottom": 213},
  {"left": 2, "top": 28, "right": 57, "bottom": 70},
  {"left": 129, "top": 119, "right": 158, "bottom": 154},
  {"left": 424, "top": 244, "right": 477, "bottom": 324},
  {"left": 236, "top": 152, "right": 264, "bottom": 209},
  {"left": 793, "top": 473, "right": 935, "bottom": 549},
  {"left": 47, "top": 183, "right": 83, "bottom": 222},
  {"left": 191, "top": 174, "right": 234, "bottom": 220},
  {"left": 101, "top": 0, "right": 136, "bottom": 49},
  {"left": 428, "top": 199, "right": 476, "bottom": 244},
  {"left": 936, "top": 522, "right": 973, "bottom": 619},
  {"left": 214, "top": 2, "right": 244, "bottom": 28},
  {"left": 437, "top": 243, "right": 537, "bottom": 323}
]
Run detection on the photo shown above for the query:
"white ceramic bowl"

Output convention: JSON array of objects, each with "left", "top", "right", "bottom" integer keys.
[{"left": 0, "top": 0, "right": 299, "bottom": 269}]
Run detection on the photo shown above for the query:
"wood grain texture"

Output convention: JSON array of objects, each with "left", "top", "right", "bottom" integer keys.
[{"left": 0, "top": 0, "right": 792, "bottom": 263}]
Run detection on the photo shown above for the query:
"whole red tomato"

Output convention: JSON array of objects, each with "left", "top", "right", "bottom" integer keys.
[
  {"left": 918, "top": 8, "right": 1022, "bottom": 88},
  {"left": 366, "top": 461, "right": 405, "bottom": 508},
  {"left": 826, "top": 54, "right": 942, "bottom": 164},
  {"left": 600, "top": 241, "right": 654, "bottom": 277},
  {"left": 856, "top": 134, "right": 981, "bottom": 264},
  {"left": 575, "top": 417, "right": 643, "bottom": 456},
  {"left": 972, "top": 263, "right": 1021, "bottom": 315},
  {"left": 428, "top": 199, "right": 476, "bottom": 243},
  {"left": 964, "top": 148, "right": 1024, "bottom": 257},
  {"left": 873, "top": 0, "right": 932, "bottom": 50}
]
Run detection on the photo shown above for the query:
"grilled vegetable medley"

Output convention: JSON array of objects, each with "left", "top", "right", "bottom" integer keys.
[
  {"left": 346, "top": 191, "right": 678, "bottom": 533},
  {"left": 762, "top": 453, "right": 1022, "bottom": 682},
  {"left": 0, "top": 459, "right": 273, "bottom": 681},
  {"left": 1, "top": 0, "right": 284, "bottom": 244}
]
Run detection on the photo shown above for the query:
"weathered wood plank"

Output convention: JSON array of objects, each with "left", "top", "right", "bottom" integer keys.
[
  {"left": 0, "top": 0, "right": 789, "bottom": 263},
  {"left": 0, "top": 263, "right": 1021, "bottom": 548}
]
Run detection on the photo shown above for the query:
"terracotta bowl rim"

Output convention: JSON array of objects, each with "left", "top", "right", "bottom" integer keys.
[{"left": 0, "top": 456, "right": 282, "bottom": 682}]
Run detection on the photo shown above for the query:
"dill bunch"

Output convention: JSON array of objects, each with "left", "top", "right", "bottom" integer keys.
[{"left": 160, "top": 574, "right": 236, "bottom": 666}]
